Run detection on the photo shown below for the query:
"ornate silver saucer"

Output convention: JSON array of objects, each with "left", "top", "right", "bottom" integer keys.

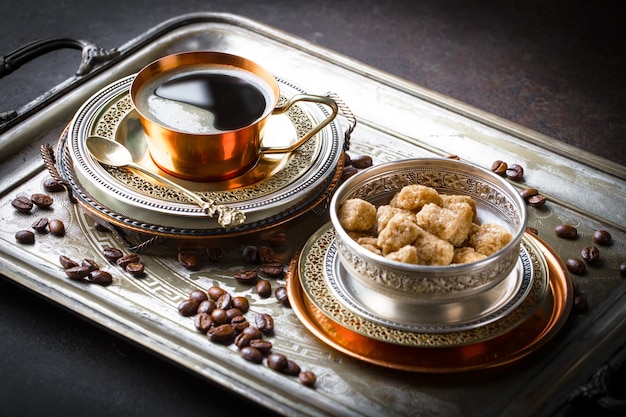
[
  {"left": 297, "top": 223, "right": 550, "bottom": 347},
  {"left": 67, "top": 75, "right": 345, "bottom": 229}
]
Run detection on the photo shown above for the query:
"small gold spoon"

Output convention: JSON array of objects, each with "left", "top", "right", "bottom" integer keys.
[{"left": 85, "top": 135, "right": 245, "bottom": 227}]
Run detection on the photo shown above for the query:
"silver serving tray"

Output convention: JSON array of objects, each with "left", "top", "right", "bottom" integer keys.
[{"left": 1, "top": 13, "right": 625, "bottom": 417}]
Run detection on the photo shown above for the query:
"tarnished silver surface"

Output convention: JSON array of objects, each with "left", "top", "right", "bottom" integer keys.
[{"left": 0, "top": 13, "right": 625, "bottom": 417}]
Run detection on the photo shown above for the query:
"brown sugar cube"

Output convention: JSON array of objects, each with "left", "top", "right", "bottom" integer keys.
[
  {"left": 377, "top": 214, "right": 421, "bottom": 255},
  {"left": 441, "top": 201, "right": 474, "bottom": 246},
  {"left": 415, "top": 203, "right": 472, "bottom": 247},
  {"left": 376, "top": 205, "right": 416, "bottom": 233},
  {"left": 338, "top": 198, "right": 377, "bottom": 232},
  {"left": 469, "top": 223, "right": 513, "bottom": 256},
  {"left": 385, "top": 245, "right": 420, "bottom": 264},
  {"left": 389, "top": 184, "right": 442, "bottom": 211},
  {"left": 452, "top": 247, "right": 487, "bottom": 264},
  {"left": 356, "top": 236, "right": 382, "bottom": 256},
  {"left": 441, "top": 195, "right": 477, "bottom": 221},
  {"left": 413, "top": 226, "right": 454, "bottom": 266}
]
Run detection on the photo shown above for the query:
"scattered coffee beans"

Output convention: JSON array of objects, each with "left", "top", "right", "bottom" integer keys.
[
  {"left": 206, "top": 247, "right": 224, "bottom": 262},
  {"left": 275, "top": 286, "right": 290, "bottom": 307},
  {"left": 267, "top": 232, "right": 287, "bottom": 247},
  {"left": 207, "top": 324, "right": 236, "bottom": 343},
  {"left": 341, "top": 165, "right": 358, "bottom": 181},
  {"left": 554, "top": 224, "right": 578, "bottom": 239},
  {"left": 581, "top": 246, "right": 600, "bottom": 264},
  {"left": 103, "top": 247, "right": 124, "bottom": 262},
  {"left": 30, "top": 193, "right": 53, "bottom": 209},
  {"left": 255, "top": 279, "right": 272, "bottom": 298},
  {"left": 81, "top": 258, "right": 99, "bottom": 272},
  {"left": 573, "top": 295, "right": 589, "bottom": 313},
  {"left": 59, "top": 255, "right": 79, "bottom": 269},
  {"left": 351, "top": 155, "right": 373, "bottom": 169},
  {"left": 11, "top": 196, "right": 33, "bottom": 213},
  {"left": 178, "top": 298, "right": 200, "bottom": 316},
  {"left": 259, "top": 262, "right": 284, "bottom": 277},
  {"left": 207, "top": 286, "right": 227, "bottom": 301},
  {"left": 125, "top": 262, "right": 145, "bottom": 277},
  {"left": 65, "top": 265, "right": 92, "bottom": 281},
  {"left": 43, "top": 178, "right": 65, "bottom": 192},
  {"left": 87, "top": 270, "right": 113, "bottom": 286},
  {"left": 241, "top": 346, "right": 264, "bottom": 364},
  {"left": 528, "top": 194, "right": 547, "bottom": 208},
  {"left": 566, "top": 258, "right": 586, "bottom": 275},
  {"left": 592, "top": 230, "right": 612, "bottom": 246},
  {"left": 505, "top": 163, "right": 524, "bottom": 180},
  {"left": 267, "top": 352, "right": 288, "bottom": 371},
  {"left": 620, "top": 262, "right": 626, "bottom": 278},
  {"left": 255, "top": 313, "right": 274, "bottom": 334},
  {"left": 31, "top": 217, "right": 49, "bottom": 232},
  {"left": 15, "top": 230, "right": 35, "bottom": 244},
  {"left": 48, "top": 219, "right": 65, "bottom": 236},
  {"left": 242, "top": 245, "right": 259, "bottom": 263},
  {"left": 491, "top": 160, "right": 508, "bottom": 176},
  {"left": 116, "top": 253, "right": 140, "bottom": 268},
  {"left": 519, "top": 188, "right": 538, "bottom": 200},
  {"left": 234, "top": 269, "right": 258, "bottom": 284},
  {"left": 258, "top": 246, "right": 275, "bottom": 264},
  {"left": 299, "top": 371, "right": 317, "bottom": 387},
  {"left": 178, "top": 250, "right": 198, "bottom": 270}
]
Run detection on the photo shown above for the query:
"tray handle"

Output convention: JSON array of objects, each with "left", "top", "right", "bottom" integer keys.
[
  {"left": 1, "top": 38, "right": 120, "bottom": 123},
  {"left": 326, "top": 91, "right": 356, "bottom": 151}
]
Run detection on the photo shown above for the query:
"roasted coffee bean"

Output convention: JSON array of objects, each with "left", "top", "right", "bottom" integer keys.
[
  {"left": 11, "top": 196, "right": 33, "bottom": 213},
  {"left": 48, "top": 219, "right": 65, "bottom": 236},
  {"left": 234, "top": 269, "right": 258, "bottom": 284},
  {"left": 241, "top": 346, "right": 263, "bottom": 364},
  {"left": 207, "top": 324, "right": 236, "bottom": 343},
  {"left": 65, "top": 265, "right": 91, "bottom": 281},
  {"left": 343, "top": 152, "right": 352, "bottom": 166},
  {"left": 248, "top": 339, "right": 272, "bottom": 355},
  {"left": 573, "top": 295, "right": 589, "bottom": 313},
  {"left": 30, "top": 193, "right": 54, "bottom": 209},
  {"left": 258, "top": 246, "right": 275, "bottom": 264},
  {"left": 207, "top": 286, "right": 227, "bottom": 301},
  {"left": 216, "top": 292, "right": 232, "bottom": 310},
  {"left": 31, "top": 217, "right": 49, "bottom": 232},
  {"left": 255, "top": 279, "right": 272, "bottom": 298},
  {"left": 281, "top": 360, "right": 301, "bottom": 376},
  {"left": 519, "top": 188, "right": 539, "bottom": 201},
  {"left": 116, "top": 253, "right": 140, "bottom": 268},
  {"left": 275, "top": 286, "right": 290, "bottom": 307},
  {"left": 193, "top": 313, "right": 213, "bottom": 333},
  {"left": 566, "top": 258, "right": 586, "bottom": 275},
  {"left": 189, "top": 289, "right": 208, "bottom": 303},
  {"left": 210, "top": 308, "right": 229, "bottom": 325},
  {"left": 178, "top": 250, "right": 198, "bottom": 270},
  {"left": 555, "top": 224, "right": 578, "bottom": 239},
  {"left": 206, "top": 247, "right": 224, "bottom": 262},
  {"left": 505, "top": 163, "right": 524, "bottom": 180},
  {"left": 528, "top": 194, "right": 547, "bottom": 208},
  {"left": 341, "top": 165, "right": 358, "bottom": 181},
  {"left": 231, "top": 296, "right": 249, "bottom": 313},
  {"left": 81, "top": 259, "right": 99, "bottom": 272},
  {"left": 267, "top": 232, "right": 287, "bottom": 247},
  {"left": 259, "top": 262, "right": 284, "bottom": 277},
  {"left": 267, "top": 352, "right": 287, "bottom": 371},
  {"left": 197, "top": 299, "right": 217, "bottom": 315},
  {"left": 234, "top": 333, "right": 252, "bottom": 349},
  {"left": 351, "top": 155, "right": 373, "bottom": 169},
  {"left": 15, "top": 230, "right": 35, "bottom": 244},
  {"left": 59, "top": 255, "right": 78, "bottom": 269},
  {"left": 592, "top": 230, "right": 612, "bottom": 246},
  {"left": 241, "top": 326, "right": 263, "bottom": 340},
  {"left": 178, "top": 299, "right": 200, "bottom": 317},
  {"left": 445, "top": 154, "right": 460, "bottom": 160},
  {"left": 87, "top": 270, "right": 113, "bottom": 286},
  {"left": 125, "top": 262, "right": 145, "bottom": 277},
  {"left": 491, "top": 160, "right": 508, "bottom": 176},
  {"left": 231, "top": 315, "right": 249, "bottom": 332},
  {"left": 525, "top": 227, "right": 539, "bottom": 235},
  {"left": 226, "top": 308, "right": 243, "bottom": 321},
  {"left": 103, "top": 247, "right": 124, "bottom": 262},
  {"left": 242, "top": 245, "right": 259, "bottom": 263},
  {"left": 299, "top": 371, "right": 317, "bottom": 387},
  {"left": 581, "top": 246, "right": 600, "bottom": 264},
  {"left": 255, "top": 313, "right": 274, "bottom": 334},
  {"left": 43, "top": 178, "right": 65, "bottom": 192},
  {"left": 619, "top": 262, "right": 626, "bottom": 278}
]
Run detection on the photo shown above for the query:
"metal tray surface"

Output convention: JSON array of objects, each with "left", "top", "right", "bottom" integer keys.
[{"left": 1, "top": 13, "right": 625, "bottom": 417}]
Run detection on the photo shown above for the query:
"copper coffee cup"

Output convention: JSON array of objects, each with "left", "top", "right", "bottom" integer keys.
[{"left": 130, "top": 51, "right": 338, "bottom": 182}]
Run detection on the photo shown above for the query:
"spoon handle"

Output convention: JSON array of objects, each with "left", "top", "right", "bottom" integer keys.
[{"left": 127, "top": 162, "right": 211, "bottom": 211}]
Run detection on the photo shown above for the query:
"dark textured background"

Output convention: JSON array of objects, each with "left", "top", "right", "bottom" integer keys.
[{"left": 1, "top": 1, "right": 625, "bottom": 416}]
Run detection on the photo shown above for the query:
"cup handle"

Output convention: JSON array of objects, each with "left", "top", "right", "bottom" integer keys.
[{"left": 260, "top": 94, "right": 338, "bottom": 154}]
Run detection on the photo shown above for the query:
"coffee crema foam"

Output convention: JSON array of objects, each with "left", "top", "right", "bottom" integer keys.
[{"left": 135, "top": 64, "right": 273, "bottom": 135}]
